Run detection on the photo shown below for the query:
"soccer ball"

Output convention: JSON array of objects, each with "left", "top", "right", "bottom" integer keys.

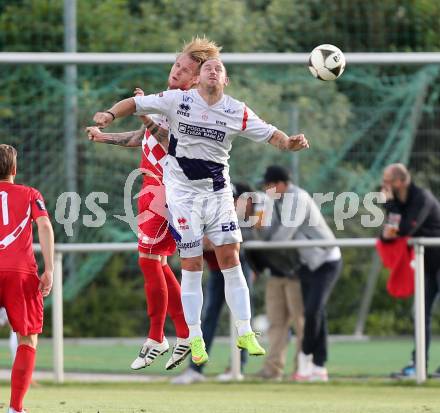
[{"left": 308, "top": 44, "right": 346, "bottom": 81}]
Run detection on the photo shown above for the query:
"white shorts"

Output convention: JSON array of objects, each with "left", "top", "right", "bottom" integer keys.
[{"left": 166, "top": 188, "right": 242, "bottom": 258}]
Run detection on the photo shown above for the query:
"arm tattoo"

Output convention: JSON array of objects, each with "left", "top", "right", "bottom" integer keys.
[
  {"left": 100, "top": 125, "right": 146, "bottom": 147},
  {"left": 268, "top": 130, "right": 288, "bottom": 151},
  {"left": 144, "top": 118, "right": 169, "bottom": 147}
]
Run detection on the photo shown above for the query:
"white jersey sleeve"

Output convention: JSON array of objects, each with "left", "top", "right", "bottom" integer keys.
[
  {"left": 134, "top": 89, "right": 179, "bottom": 118},
  {"left": 240, "top": 106, "right": 277, "bottom": 144}
]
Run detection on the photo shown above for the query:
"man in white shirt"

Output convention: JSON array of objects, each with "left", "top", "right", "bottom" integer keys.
[{"left": 93, "top": 57, "right": 309, "bottom": 365}]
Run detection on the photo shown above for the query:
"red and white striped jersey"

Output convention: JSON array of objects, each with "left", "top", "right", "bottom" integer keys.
[{"left": 139, "top": 114, "right": 168, "bottom": 178}]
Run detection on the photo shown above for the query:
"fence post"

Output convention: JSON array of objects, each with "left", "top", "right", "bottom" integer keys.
[
  {"left": 53, "top": 252, "right": 64, "bottom": 383},
  {"left": 414, "top": 241, "right": 426, "bottom": 384}
]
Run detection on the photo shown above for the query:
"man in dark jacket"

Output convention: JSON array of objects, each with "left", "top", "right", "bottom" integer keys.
[{"left": 381, "top": 163, "right": 440, "bottom": 378}]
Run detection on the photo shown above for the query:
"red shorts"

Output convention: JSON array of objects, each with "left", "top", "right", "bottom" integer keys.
[
  {"left": 137, "top": 177, "right": 176, "bottom": 256},
  {"left": 0, "top": 270, "right": 43, "bottom": 336}
]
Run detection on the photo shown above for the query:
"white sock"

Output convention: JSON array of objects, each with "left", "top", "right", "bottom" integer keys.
[
  {"left": 181, "top": 270, "right": 203, "bottom": 338},
  {"left": 222, "top": 265, "right": 252, "bottom": 335},
  {"left": 188, "top": 324, "right": 203, "bottom": 339},
  {"left": 236, "top": 319, "right": 253, "bottom": 336},
  {"left": 9, "top": 331, "right": 17, "bottom": 362}
]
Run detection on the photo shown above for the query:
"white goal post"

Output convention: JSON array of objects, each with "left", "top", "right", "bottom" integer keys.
[{"left": 2, "top": 52, "right": 440, "bottom": 65}]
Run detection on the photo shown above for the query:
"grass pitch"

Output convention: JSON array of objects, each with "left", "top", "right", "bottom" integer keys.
[
  {"left": 1, "top": 381, "right": 440, "bottom": 413},
  {"left": 2, "top": 337, "right": 440, "bottom": 377}
]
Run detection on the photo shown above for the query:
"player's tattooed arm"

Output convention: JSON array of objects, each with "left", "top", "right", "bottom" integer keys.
[
  {"left": 269, "top": 130, "right": 309, "bottom": 152},
  {"left": 86, "top": 125, "right": 146, "bottom": 147},
  {"left": 141, "top": 115, "right": 169, "bottom": 149}
]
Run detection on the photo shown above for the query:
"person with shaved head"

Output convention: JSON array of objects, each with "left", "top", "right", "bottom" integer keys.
[{"left": 381, "top": 163, "right": 440, "bottom": 379}]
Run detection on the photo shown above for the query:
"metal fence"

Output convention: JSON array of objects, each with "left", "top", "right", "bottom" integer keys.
[{"left": 35, "top": 237, "right": 434, "bottom": 384}]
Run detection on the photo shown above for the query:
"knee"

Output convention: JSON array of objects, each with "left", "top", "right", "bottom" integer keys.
[
  {"left": 181, "top": 257, "right": 203, "bottom": 272},
  {"left": 18, "top": 334, "right": 38, "bottom": 349},
  {"left": 216, "top": 244, "right": 240, "bottom": 269}
]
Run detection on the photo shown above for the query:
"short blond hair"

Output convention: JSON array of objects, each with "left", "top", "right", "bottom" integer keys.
[{"left": 179, "top": 36, "right": 222, "bottom": 70}]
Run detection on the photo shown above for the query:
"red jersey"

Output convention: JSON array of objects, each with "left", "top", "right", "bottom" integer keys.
[
  {"left": 140, "top": 114, "right": 168, "bottom": 180},
  {"left": 0, "top": 182, "right": 48, "bottom": 274}
]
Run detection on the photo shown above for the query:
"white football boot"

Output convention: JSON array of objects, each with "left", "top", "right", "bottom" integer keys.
[
  {"left": 165, "top": 337, "right": 191, "bottom": 370},
  {"left": 130, "top": 337, "right": 169, "bottom": 370}
]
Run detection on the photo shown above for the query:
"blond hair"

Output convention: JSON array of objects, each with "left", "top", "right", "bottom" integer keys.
[{"left": 179, "top": 36, "right": 222, "bottom": 69}]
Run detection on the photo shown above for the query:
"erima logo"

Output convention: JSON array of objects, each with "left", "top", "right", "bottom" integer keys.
[
  {"left": 177, "top": 103, "right": 191, "bottom": 117},
  {"left": 177, "top": 217, "right": 189, "bottom": 230}
]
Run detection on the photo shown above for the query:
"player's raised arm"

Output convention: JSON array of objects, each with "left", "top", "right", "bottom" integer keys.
[
  {"left": 93, "top": 90, "right": 177, "bottom": 129},
  {"left": 268, "top": 130, "right": 309, "bottom": 152},
  {"left": 86, "top": 125, "right": 146, "bottom": 147},
  {"left": 93, "top": 97, "right": 137, "bottom": 128},
  {"left": 35, "top": 216, "right": 54, "bottom": 297},
  {"left": 86, "top": 117, "right": 170, "bottom": 149}
]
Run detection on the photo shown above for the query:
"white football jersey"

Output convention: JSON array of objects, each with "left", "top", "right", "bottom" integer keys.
[{"left": 134, "top": 89, "right": 276, "bottom": 194}]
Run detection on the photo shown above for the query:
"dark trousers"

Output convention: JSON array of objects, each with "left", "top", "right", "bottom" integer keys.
[
  {"left": 411, "top": 262, "right": 440, "bottom": 366},
  {"left": 190, "top": 257, "right": 252, "bottom": 373},
  {"left": 299, "top": 259, "right": 342, "bottom": 367}
]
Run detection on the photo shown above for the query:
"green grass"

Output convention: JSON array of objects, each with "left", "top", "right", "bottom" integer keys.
[
  {"left": 1, "top": 337, "right": 440, "bottom": 377},
  {"left": 1, "top": 382, "right": 440, "bottom": 413},
  {"left": 1, "top": 339, "right": 440, "bottom": 413}
]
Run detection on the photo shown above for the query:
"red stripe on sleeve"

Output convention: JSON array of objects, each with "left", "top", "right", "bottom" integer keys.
[{"left": 242, "top": 105, "right": 248, "bottom": 131}]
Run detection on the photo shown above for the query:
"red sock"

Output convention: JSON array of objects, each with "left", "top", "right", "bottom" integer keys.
[
  {"left": 139, "top": 257, "right": 167, "bottom": 342},
  {"left": 162, "top": 264, "right": 189, "bottom": 339},
  {"left": 10, "top": 344, "right": 36, "bottom": 412}
]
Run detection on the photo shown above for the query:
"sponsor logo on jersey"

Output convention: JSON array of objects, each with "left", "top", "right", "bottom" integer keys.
[
  {"left": 183, "top": 95, "right": 193, "bottom": 103},
  {"left": 177, "top": 103, "right": 191, "bottom": 117},
  {"left": 224, "top": 108, "right": 236, "bottom": 114},
  {"left": 221, "top": 221, "right": 239, "bottom": 232},
  {"left": 36, "top": 199, "right": 46, "bottom": 211},
  {"left": 178, "top": 122, "right": 226, "bottom": 142},
  {"left": 177, "top": 239, "right": 201, "bottom": 249},
  {"left": 216, "top": 120, "right": 226, "bottom": 126}
]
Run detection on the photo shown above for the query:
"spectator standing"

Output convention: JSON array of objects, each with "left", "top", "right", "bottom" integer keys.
[
  {"left": 381, "top": 163, "right": 440, "bottom": 379},
  {"left": 259, "top": 165, "right": 342, "bottom": 382}
]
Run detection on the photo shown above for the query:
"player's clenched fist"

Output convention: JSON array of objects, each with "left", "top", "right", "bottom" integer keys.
[
  {"left": 287, "top": 134, "right": 309, "bottom": 151},
  {"left": 86, "top": 126, "right": 105, "bottom": 142},
  {"left": 133, "top": 87, "right": 145, "bottom": 96},
  {"left": 93, "top": 111, "right": 114, "bottom": 128}
]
